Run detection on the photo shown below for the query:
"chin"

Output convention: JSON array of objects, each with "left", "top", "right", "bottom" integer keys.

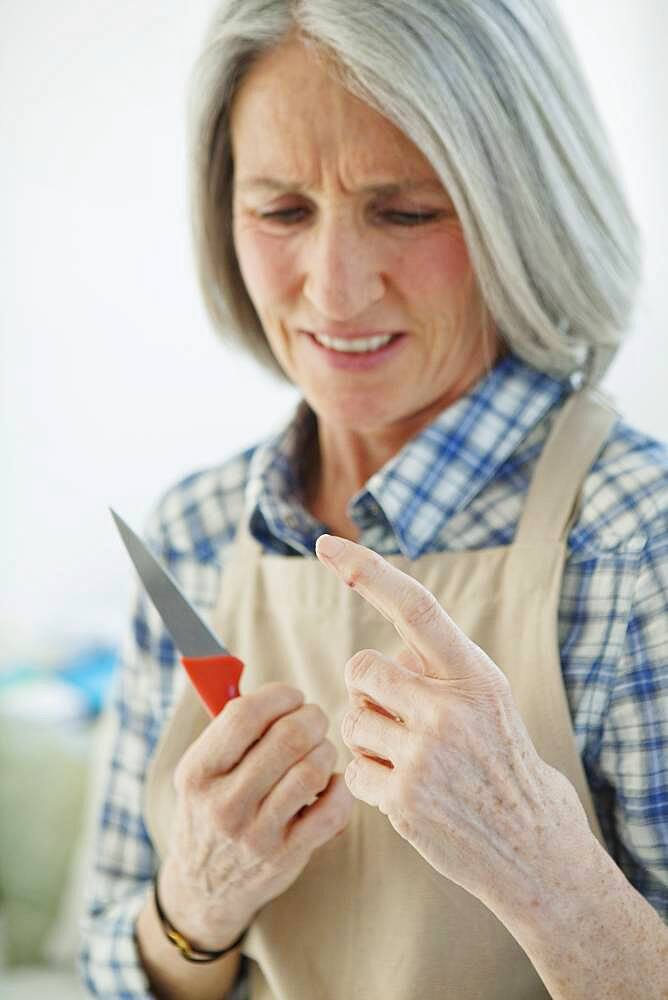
[{"left": 311, "top": 394, "right": 405, "bottom": 431}]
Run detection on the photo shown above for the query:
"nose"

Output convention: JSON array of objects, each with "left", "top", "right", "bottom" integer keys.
[{"left": 302, "top": 212, "right": 385, "bottom": 320}]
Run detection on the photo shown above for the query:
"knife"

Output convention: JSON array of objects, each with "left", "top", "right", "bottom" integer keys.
[{"left": 110, "top": 509, "right": 244, "bottom": 716}]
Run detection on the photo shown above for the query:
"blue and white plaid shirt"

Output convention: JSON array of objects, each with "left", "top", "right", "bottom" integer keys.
[{"left": 80, "top": 352, "right": 668, "bottom": 998}]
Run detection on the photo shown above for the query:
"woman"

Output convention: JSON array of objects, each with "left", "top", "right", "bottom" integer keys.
[{"left": 81, "top": 2, "right": 668, "bottom": 998}]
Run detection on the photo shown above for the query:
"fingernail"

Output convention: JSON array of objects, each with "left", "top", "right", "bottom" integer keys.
[{"left": 317, "top": 534, "right": 346, "bottom": 559}]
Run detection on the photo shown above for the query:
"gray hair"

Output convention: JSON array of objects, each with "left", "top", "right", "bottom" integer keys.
[{"left": 186, "top": 0, "right": 642, "bottom": 386}]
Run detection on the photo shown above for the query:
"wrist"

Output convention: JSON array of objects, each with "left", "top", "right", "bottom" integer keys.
[
  {"left": 153, "top": 872, "right": 247, "bottom": 962},
  {"left": 486, "top": 825, "right": 668, "bottom": 1000},
  {"left": 157, "top": 859, "right": 253, "bottom": 953},
  {"left": 493, "top": 825, "right": 610, "bottom": 944},
  {"left": 482, "top": 765, "right": 605, "bottom": 935}
]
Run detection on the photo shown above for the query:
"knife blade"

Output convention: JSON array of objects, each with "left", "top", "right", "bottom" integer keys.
[{"left": 110, "top": 508, "right": 243, "bottom": 716}]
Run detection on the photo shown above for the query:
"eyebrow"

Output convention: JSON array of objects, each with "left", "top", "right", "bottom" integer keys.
[{"left": 237, "top": 177, "right": 446, "bottom": 195}]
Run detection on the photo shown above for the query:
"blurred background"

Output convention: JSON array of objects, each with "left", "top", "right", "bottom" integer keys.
[{"left": 1, "top": 1, "right": 666, "bottom": 995}]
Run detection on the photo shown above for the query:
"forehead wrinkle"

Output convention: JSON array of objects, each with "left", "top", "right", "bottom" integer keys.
[
  {"left": 232, "top": 101, "right": 439, "bottom": 198},
  {"left": 237, "top": 178, "right": 446, "bottom": 196},
  {"left": 230, "top": 41, "right": 447, "bottom": 201}
]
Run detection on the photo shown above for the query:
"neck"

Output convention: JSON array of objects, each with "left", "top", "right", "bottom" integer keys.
[{"left": 299, "top": 340, "right": 509, "bottom": 534}]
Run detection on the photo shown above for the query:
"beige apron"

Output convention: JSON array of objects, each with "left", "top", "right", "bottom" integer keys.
[{"left": 146, "top": 386, "right": 618, "bottom": 999}]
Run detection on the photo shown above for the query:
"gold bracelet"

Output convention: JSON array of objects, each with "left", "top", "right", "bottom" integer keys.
[{"left": 153, "top": 874, "right": 247, "bottom": 963}]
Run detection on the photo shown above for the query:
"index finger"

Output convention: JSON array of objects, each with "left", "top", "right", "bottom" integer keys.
[{"left": 315, "top": 534, "right": 483, "bottom": 682}]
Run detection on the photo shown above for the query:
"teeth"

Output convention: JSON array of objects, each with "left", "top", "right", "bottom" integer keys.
[{"left": 314, "top": 333, "right": 394, "bottom": 353}]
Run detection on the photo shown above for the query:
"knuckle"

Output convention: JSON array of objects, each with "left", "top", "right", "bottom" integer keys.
[
  {"left": 263, "top": 682, "right": 306, "bottom": 712},
  {"left": 313, "top": 738, "right": 337, "bottom": 772},
  {"left": 173, "top": 753, "right": 204, "bottom": 797},
  {"left": 321, "top": 736, "right": 338, "bottom": 763},
  {"left": 345, "top": 649, "right": 377, "bottom": 686},
  {"left": 274, "top": 717, "right": 312, "bottom": 759},
  {"left": 401, "top": 586, "right": 441, "bottom": 629},
  {"left": 345, "top": 757, "right": 360, "bottom": 787},
  {"left": 468, "top": 672, "right": 513, "bottom": 724},
  {"left": 220, "top": 694, "right": 250, "bottom": 731},
  {"left": 295, "top": 759, "right": 329, "bottom": 797},
  {"left": 494, "top": 669, "right": 512, "bottom": 699},
  {"left": 265, "top": 681, "right": 302, "bottom": 700},
  {"left": 222, "top": 692, "right": 245, "bottom": 718},
  {"left": 304, "top": 702, "right": 329, "bottom": 735},
  {"left": 340, "top": 707, "right": 362, "bottom": 745}
]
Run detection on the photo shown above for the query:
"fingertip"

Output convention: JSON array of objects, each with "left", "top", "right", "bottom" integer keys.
[{"left": 316, "top": 534, "right": 346, "bottom": 561}]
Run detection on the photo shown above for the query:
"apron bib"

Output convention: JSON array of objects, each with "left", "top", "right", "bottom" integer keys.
[{"left": 146, "top": 387, "right": 617, "bottom": 999}]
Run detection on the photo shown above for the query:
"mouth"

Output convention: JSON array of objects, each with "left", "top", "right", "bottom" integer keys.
[
  {"left": 308, "top": 331, "right": 402, "bottom": 354},
  {"left": 302, "top": 330, "right": 407, "bottom": 371}
]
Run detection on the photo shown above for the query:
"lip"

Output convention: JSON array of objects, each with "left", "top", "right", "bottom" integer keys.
[
  {"left": 303, "top": 329, "right": 400, "bottom": 341},
  {"left": 301, "top": 330, "right": 407, "bottom": 371}
]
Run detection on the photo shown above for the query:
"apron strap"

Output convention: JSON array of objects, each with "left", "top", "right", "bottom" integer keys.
[{"left": 515, "top": 387, "right": 619, "bottom": 545}]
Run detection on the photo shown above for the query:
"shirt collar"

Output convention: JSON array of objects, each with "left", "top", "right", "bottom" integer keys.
[
  {"left": 246, "top": 398, "right": 322, "bottom": 556},
  {"left": 245, "top": 352, "right": 572, "bottom": 558}
]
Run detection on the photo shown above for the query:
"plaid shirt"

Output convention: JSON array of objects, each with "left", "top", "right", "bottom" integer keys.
[{"left": 80, "top": 352, "right": 668, "bottom": 997}]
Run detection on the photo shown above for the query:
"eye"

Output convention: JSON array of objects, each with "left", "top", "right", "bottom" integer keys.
[
  {"left": 259, "top": 208, "right": 308, "bottom": 224},
  {"left": 259, "top": 208, "right": 440, "bottom": 227},
  {"left": 386, "top": 212, "right": 440, "bottom": 226}
]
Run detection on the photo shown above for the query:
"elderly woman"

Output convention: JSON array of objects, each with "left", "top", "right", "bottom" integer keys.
[{"left": 81, "top": 2, "right": 668, "bottom": 998}]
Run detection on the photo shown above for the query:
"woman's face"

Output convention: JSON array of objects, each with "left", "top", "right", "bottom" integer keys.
[{"left": 230, "top": 38, "right": 502, "bottom": 435}]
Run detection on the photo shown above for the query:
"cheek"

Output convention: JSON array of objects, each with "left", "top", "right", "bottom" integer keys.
[
  {"left": 234, "top": 227, "right": 297, "bottom": 305},
  {"left": 397, "top": 227, "right": 472, "bottom": 299}
]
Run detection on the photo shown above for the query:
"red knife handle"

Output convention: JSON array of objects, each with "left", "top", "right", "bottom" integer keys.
[{"left": 181, "top": 654, "right": 244, "bottom": 716}]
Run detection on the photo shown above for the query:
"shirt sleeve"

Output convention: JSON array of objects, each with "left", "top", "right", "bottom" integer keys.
[
  {"left": 596, "top": 513, "right": 668, "bottom": 922},
  {"left": 78, "top": 569, "right": 168, "bottom": 997}
]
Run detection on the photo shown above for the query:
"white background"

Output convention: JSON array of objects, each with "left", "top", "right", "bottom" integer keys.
[{"left": 2, "top": 1, "right": 666, "bottom": 658}]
